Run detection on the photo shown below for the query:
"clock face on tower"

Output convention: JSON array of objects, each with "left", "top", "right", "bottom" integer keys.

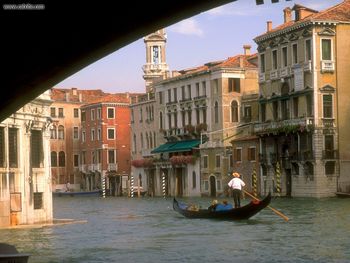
[{"left": 153, "top": 46, "right": 159, "bottom": 64}]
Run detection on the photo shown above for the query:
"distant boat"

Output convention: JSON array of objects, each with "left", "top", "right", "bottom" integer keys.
[{"left": 53, "top": 190, "right": 101, "bottom": 197}]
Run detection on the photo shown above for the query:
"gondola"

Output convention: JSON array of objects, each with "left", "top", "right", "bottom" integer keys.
[{"left": 173, "top": 192, "right": 271, "bottom": 220}]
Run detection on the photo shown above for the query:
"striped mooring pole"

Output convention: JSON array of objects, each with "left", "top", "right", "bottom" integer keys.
[
  {"left": 130, "top": 173, "right": 134, "bottom": 198},
  {"left": 162, "top": 172, "right": 166, "bottom": 198},
  {"left": 252, "top": 168, "right": 257, "bottom": 197},
  {"left": 275, "top": 161, "right": 281, "bottom": 196},
  {"left": 102, "top": 175, "right": 106, "bottom": 198}
]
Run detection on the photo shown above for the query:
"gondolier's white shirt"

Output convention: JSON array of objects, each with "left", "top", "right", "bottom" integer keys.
[{"left": 228, "top": 178, "right": 245, "bottom": 190}]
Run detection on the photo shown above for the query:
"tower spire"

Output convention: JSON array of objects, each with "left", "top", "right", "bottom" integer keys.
[{"left": 142, "top": 29, "right": 169, "bottom": 93}]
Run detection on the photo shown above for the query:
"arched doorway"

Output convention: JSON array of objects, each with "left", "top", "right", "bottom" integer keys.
[{"left": 209, "top": 175, "right": 216, "bottom": 197}]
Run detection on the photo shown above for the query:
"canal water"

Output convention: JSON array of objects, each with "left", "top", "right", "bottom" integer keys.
[{"left": 1, "top": 196, "right": 349, "bottom": 263}]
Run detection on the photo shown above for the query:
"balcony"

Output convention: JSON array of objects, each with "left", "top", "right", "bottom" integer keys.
[
  {"left": 303, "top": 61, "right": 312, "bottom": 72},
  {"left": 108, "top": 163, "right": 118, "bottom": 171},
  {"left": 322, "top": 150, "right": 339, "bottom": 160},
  {"left": 259, "top": 73, "right": 265, "bottom": 83},
  {"left": 322, "top": 118, "right": 335, "bottom": 128},
  {"left": 254, "top": 117, "right": 314, "bottom": 135},
  {"left": 193, "top": 95, "right": 207, "bottom": 101},
  {"left": 321, "top": 60, "right": 335, "bottom": 72},
  {"left": 79, "top": 164, "right": 88, "bottom": 173},
  {"left": 142, "top": 149, "right": 152, "bottom": 157},
  {"left": 301, "top": 150, "right": 314, "bottom": 161},
  {"left": 279, "top": 67, "right": 290, "bottom": 78},
  {"left": 270, "top": 70, "right": 278, "bottom": 80}
]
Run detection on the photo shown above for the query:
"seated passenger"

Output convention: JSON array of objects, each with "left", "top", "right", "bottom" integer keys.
[
  {"left": 208, "top": 199, "right": 218, "bottom": 211},
  {"left": 215, "top": 200, "right": 233, "bottom": 211}
]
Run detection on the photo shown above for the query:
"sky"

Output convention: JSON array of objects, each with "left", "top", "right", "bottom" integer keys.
[{"left": 56, "top": 0, "right": 342, "bottom": 94}]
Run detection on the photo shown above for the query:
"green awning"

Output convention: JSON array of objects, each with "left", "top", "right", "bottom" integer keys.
[{"left": 151, "top": 139, "right": 200, "bottom": 154}]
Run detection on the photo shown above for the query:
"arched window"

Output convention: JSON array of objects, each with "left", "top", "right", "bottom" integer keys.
[
  {"left": 146, "top": 133, "right": 149, "bottom": 148},
  {"left": 58, "top": 125, "right": 65, "bottom": 139},
  {"left": 51, "top": 151, "right": 57, "bottom": 167},
  {"left": 231, "top": 101, "right": 238, "bottom": 122},
  {"left": 58, "top": 151, "right": 65, "bottom": 167},
  {"left": 140, "top": 133, "right": 144, "bottom": 148},
  {"left": 214, "top": 101, "right": 219, "bottom": 123},
  {"left": 50, "top": 125, "right": 57, "bottom": 139},
  {"left": 150, "top": 133, "right": 153, "bottom": 148}
]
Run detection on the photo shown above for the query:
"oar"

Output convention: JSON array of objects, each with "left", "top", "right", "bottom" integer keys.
[{"left": 243, "top": 190, "right": 289, "bottom": 222}]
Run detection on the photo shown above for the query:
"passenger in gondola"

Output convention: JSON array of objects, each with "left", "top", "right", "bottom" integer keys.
[
  {"left": 228, "top": 172, "right": 246, "bottom": 208},
  {"left": 208, "top": 199, "right": 218, "bottom": 211},
  {"left": 215, "top": 200, "right": 233, "bottom": 211}
]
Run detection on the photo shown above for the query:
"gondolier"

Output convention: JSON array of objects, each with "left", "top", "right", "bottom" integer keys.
[{"left": 228, "top": 172, "right": 245, "bottom": 208}]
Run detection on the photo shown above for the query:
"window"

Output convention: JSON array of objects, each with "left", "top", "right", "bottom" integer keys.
[
  {"left": 50, "top": 107, "right": 56, "bottom": 117},
  {"left": 187, "top": 110, "right": 191, "bottom": 125},
  {"left": 203, "top": 108, "right": 207, "bottom": 124},
  {"left": 187, "top": 85, "right": 191, "bottom": 99},
  {"left": 215, "top": 155, "right": 221, "bottom": 168},
  {"left": 159, "top": 92, "right": 163, "bottom": 104},
  {"left": 306, "top": 94, "right": 313, "bottom": 117},
  {"left": 140, "top": 108, "right": 143, "bottom": 122},
  {"left": 50, "top": 125, "right": 57, "bottom": 139},
  {"left": 58, "top": 125, "right": 65, "bottom": 139},
  {"left": 214, "top": 101, "right": 219, "bottom": 123},
  {"left": 293, "top": 97, "right": 299, "bottom": 118},
  {"left": 91, "top": 129, "right": 95, "bottom": 141},
  {"left": 81, "top": 111, "right": 86, "bottom": 122},
  {"left": 91, "top": 109, "right": 95, "bottom": 120},
  {"left": 82, "top": 131, "right": 86, "bottom": 142},
  {"left": 97, "top": 108, "right": 101, "bottom": 119},
  {"left": 81, "top": 151, "right": 86, "bottom": 165},
  {"left": 133, "top": 134, "right": 137, "bottom": 153},
  {"left": 213, "top": 79, "right": 219, "bottom": 94},
  {"left": 107, "top": 128, "right": 115, "bottom": 140},
  {"left": 196, "top": 108, "right": 200, "bottom": 125},
  {"left": 325, "top": 161, "right": 335, "bottom": 175},
  {"left": 33, "top": 192, "right": 43, "bottom": 209},
  {"left": 261, "top": 104, "right": 266, "bottom": 122},
  {"left": 173, "top": 88, "right": 177, "bottom": 102},
  {"left": 273, "top": 101, "right": 279, "bottom": 120},
  {"left": 97, "top": 128, "right": 101, "bottom": 141},
  {"left": 107, "top": 107, "right": 115, "bottom": 119},
  {"left": 168, "top": 89, "right": 171, "bottom": 102},
  {"left": 0, "top": 128, "right": 4, "bottom": 167},
  {"left": 73, "top": 127, "right": 79, "bottom": 139},
  {"left": 73, "top": 108, "right": 79, "bottom": 118},
  {"left": 272, "top": 49, "right": 278, "bottom": 70},
  {"left": 74, "top": 154, "right": 79, "bottom": 167},
  {"left": 58, "top": 108, "right": 64, "bottom": 118},
  {"left": 231, "top": 101, "right": 238, "bottom": 122},
  {"left": 292, "top": 43, "right": 298, "bottom": 64},
  {"left": 324, "top": 135, "right": 334, "bottom": 159},
  {"left": 321, "top": 39, "right": 332, "bottom": 60},
  {"left": 234, "top": 148, "right": 242, "bottom": 162},
  {"left": 181, "top": 111, "right": 186, "bottom": 127},
  {"left": 108, "top": 150, "right": 115, "bottom": 163},
  {"left": 248, "top": 147, "right": 256, "bottom": 161},
  {"left": 282, "top": 46, "right": 288, "bottom": 67},
  {"left": 260, "top": 53, "right": 265, "bottom": 73},
  {"left": 305, "top": 39, "right": 312, "bottom": 61},
  {"left": 58, "top": 151, "right": 65, "bottom": 167},
  {"left": 281, "top": 99, "right": 289, "bottom": 120},
  {"left": 228, "top": 78, "right": 240, "bottom": 93},
  {"left": 244, "top": 106, "right": 252, "bottom": 122},
  {"left": 192, "top": 171, "right": 196, "bottom": 188},
  {"left": 159, "top": 112, "right": 163, "bottom": 129},
  {"left": 9, "top": 128, "right": 18, "bottom": 167},
  {"left": 31, "top": 130, "right": 43, "bottom": 168},
  {"left": 51, "top": 151, "right": 57, "bottom": 167},
  {"left": 196, "top": 83, "right": 200, "bottom": 97},
  {"left": 202, "top": 81, "right": 206, "bottom": 96},
  {"left": 202, "top": 155, "right": 208, "bottom": 168},
  {"left": 229, "top": 154, "right": 233, "bottom": 168},
  {"left": 323, "top": 95, "right": 333, "bottom": 118},
  {"left": 181, "top": 86, "right": 185, "bottom": 100}
]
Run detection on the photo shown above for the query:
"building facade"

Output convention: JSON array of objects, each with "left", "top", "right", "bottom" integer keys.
[
  {"left": 50, "top": 88, "right": 107, "bottom": 192},
  {"left": 0, "top": 91, "right": 53, "bottom": 227},
  {"left": 80, "top": 94, "right": 132, "bottom": 196},
  {"left": 254, "top": 1, "right": 350, "bottom": 197}
]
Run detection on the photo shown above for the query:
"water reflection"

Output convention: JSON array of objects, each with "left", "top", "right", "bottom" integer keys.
[{"left": 0, "top": 196, "right": 349, "bottom": 263}]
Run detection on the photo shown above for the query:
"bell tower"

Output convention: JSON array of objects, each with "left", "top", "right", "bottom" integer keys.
[{"left": 143, "top": 29, "right": 169, "bottom": 93}]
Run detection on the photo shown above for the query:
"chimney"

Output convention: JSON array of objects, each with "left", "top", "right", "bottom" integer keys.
[
  {"left": 243, "top": 45, "right": 251, "bottom": 56},
  {"left": 267, "top": 21, "right": 272, "bottom": 32},
  {"left": 283, "top": 7, "right": 292, "bottom": 23}
]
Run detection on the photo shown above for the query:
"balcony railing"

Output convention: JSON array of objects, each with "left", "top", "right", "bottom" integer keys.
[
  {"left": 259, "top": 73, "right": 265, "bottom": 83},
  {"left": 270, "top": 70, "right": 278, "bottom": 80},
  {"left": 279, "top": 67, "right": 291, "bottom": 77},
  {"left": 322, "top": 150, "right": 339, "bottom": 160},
  {"left": 321, "top": 60, "right": 335, "bottom": 72},
  {"left": 108, "top": 163, "right": 118, "bottom": 171},
  {"left": 193, "top": 95, "right": 207, "bottom": 101},
  {"left": 322, "top": 118, "right": 335, "bottom": 128},
  {"left": 303, "top": 61, "right": 312, "bottom": 72},
  {"left": 254, "top": 117, "right": 314, "bottom": 135}
]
